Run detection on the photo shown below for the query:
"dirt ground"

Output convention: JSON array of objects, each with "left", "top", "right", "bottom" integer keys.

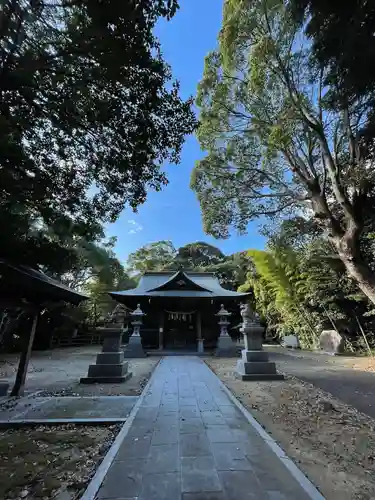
[
  {"left": 0, "top": 346, "right": 160, "bottom": 396},
  {"left": 0, "top": 423, "right": 121, "bottom": 500},
  {"left": 206, "top": 357, "right": 375, "bottom": 500},
  {"left": 265, "top": 347, "right": 375, "bottom": 419}
]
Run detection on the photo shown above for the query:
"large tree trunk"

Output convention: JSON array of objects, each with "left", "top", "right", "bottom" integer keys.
[
  {"left": 338, "top": 253, "right": 375, "bottom": 305},
  {"left": 331, "top": 230, "right": 375, "bottom": 305}
]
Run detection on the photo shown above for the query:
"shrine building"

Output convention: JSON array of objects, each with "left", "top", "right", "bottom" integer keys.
[{"left": 109, "top": 269, "right": 249, "bottom": 352}]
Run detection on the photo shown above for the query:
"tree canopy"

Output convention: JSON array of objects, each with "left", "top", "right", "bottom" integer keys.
[
  {"left": 1, "top": 0, "right": 196, "bottom": 272},
  {"left": 192, "top": 0, "right": 375, "bottom": 305}
]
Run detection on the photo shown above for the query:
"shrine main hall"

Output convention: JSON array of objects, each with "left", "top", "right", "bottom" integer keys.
[{"left": 109, "top": 269, "right": 249, "bottom": 352}]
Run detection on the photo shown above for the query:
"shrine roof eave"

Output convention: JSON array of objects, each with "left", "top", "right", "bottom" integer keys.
[{"left": 108, "top": 290, "right": 250, "bottom": 299}]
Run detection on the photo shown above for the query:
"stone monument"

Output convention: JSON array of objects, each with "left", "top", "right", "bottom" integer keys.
[
  {"left": 215, "top": 304, "right": 238, "bottom": 357},
  {"left": 124, "top": 304, "right": 147, "bottom": 358},
  {"left": 80, "top": 304, "right": 132, "bottom": 383},
  {"left": 236, "top": 303, "right": 284, "bottom": 380},
  {"left": 320, "top": 330, "right": 344, "bottom": 355}
]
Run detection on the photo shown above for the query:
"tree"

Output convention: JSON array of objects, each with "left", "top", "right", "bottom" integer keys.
[
  {"left": 1, "top": 0, "right": 196, "bottom": 271},
  {"left": 192, "top": 0, "right": 375, "bottom": 305},
  {"left": 175, "top": 242, "right": 225, "bottom": 269},
  {"left": 127, "top": 240, "right": 177, "bottom": 273},
  {"left": 289, "top": 0, "right": 375, "bottom": 114}
]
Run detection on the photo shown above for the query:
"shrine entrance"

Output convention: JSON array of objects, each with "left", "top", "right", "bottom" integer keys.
[{"left": 163, "top": 309, "right": 197, "bottom": 350}]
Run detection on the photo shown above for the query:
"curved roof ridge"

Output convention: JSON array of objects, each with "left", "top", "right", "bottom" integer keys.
[{"left": 147, "top": 270, "right": 211, "bottom": 293}]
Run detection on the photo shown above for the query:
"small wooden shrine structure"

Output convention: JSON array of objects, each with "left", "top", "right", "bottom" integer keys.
[{"left": 109, "top": 270, "right": 249, "bottom": 351}]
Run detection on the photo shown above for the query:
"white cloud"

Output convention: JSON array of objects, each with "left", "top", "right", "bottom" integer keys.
[{"left": 127, "top": 219, "right": 143, "bottom": 234}]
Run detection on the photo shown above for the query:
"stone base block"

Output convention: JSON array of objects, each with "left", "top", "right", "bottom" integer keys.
[
  {"left": 215, "top": 336, "right": 239, "bottom": 357},
  {"left": 241, "top": 349, "right": 269, "bottom": 362},
  {"left": 237, "top": 360, "right": 279, "bottom": 375},
  {"left": 96, "top": 352, "right": 124, "bottom": 364},
  {"left": 123, "top": 336, "right": 147, "bottom": 358},
  {"left": 235, "top": 372, "right": 284, "bottom": 381},
  {"left": 0, "top": 381, "right": 9, "bottom": 396},
  {"left": 87, "top": 361, "right": 129, "bottom": 378},
  {"left": 236, "top": 349, "right": 284, "bottom": 380},
  {"left": 80, "top": 371, "right": 132, "bottom": 384}
]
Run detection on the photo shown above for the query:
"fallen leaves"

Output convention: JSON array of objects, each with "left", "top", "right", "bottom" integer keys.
[{"left": 0, "top": 424, "right": 122, "bottom": 500}]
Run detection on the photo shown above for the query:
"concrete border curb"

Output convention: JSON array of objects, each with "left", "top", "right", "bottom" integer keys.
[
  {"left": 80, "top": 359, "right": 161, "bottom": 500},
  {"left": 213, "top": 366, "right": 325, "bottom": 500}
]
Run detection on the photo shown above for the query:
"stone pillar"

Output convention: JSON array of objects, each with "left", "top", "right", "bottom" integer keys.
[
  {"left": 236, "top": 303, "right": 284, "bottom": 380},
  {"left": 158, "top": 312, "right": 164, "bottom": 350},
  {"left": 80, "top": 319, "right": 132, "bottom": 384},
  {"left": 124, "top": 304, "right": 147, "bottom": 358},
  {"left": 215, "top": 304, "right": 238, "bottom": 357},
  {"left": 196, "top": 311, "right": 204, "bottom": 354}
]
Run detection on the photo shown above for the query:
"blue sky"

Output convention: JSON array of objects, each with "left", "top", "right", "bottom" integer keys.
[{"left": 107, "top": 0, "right": 266, "bottom": 262}]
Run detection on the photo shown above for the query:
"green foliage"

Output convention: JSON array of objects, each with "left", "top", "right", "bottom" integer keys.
[
  {"left": 1, "top": 0, "right": 196, "bottom": 272},
  {"left": 192, "top": 0, "right": 375, "bottom": 305},
  {"left": 127, "top": 241, "right": 177, "bottom": 273},
  {"left": 241, "top": 246, "right": 318, "bottom": 346},
  {"left": 175, "top": 242, "right": 225, "bottom": 269}
]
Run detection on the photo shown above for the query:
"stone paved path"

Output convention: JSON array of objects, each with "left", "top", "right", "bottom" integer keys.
[{"left": 97, "top": 357, "right": 318, "bottom": 500}]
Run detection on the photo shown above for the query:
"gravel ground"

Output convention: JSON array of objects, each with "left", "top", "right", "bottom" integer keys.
[
  {"left": 0, "top": 347, "right": 159, "bottom": 396},
  {"left": 206, "top": 357, "right": 375, "bottom": 500},
  {"left": 0, "top": 423, "right": 122, "bottom": 500}
]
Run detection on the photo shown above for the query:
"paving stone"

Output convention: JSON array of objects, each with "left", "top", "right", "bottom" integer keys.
[
  {"left": 133, "top": 407, "right": 158, "bottom": 422},
  {"left": 224, "top": 415, "right": 247, "bottom": 430},
  {"left": 219, "top": 470, "right": 261, "bottom": 499},
  {"left": 179, "top": 397, "right": 197, "bottom": 406},
  {"left": 180, "top": 417, "right": 205, "bottom": 434},
  {"left": 206, "top": 425, "right": 236, "bottom": 443},
  {"left": 180, "top": 405, "right": 201, "bottom": 418},
  {"left": 139, "top": 472, "right": 181, "bottom": 500},
  {"left": 201, "top": 411, "right": 227, "bottom": 426},
  {"left": 97, "top": 459, "right": 145, "bottom": 498},
  {"left": 155, "top": 414, "right": 179, "bottom": 428},
  {"left": 180, "top": 433, "right": 212, "bottom": 457},
  {"left": 219, "top": 406, "right": 242, "bottom": 417},
  {"left": 160, "top": 402, "right": 179, "bottom": 412},
  {"left": 152, "top": 425, "right": 179, "bottom": 445},
  {"left": 144, "top": 443, "right": 179, "bottom": 473},
  {"left": 182, "top": 493, "right": 226, "bottom": 500},
  {"left": 211, "top": 442, "right": 254, "bottom": 471},
  {"left": 181, "top": 456, "right": 222, "bottom": 493},
  {"left": 115, "top": 435, "right": 152, "bottom": 460}
]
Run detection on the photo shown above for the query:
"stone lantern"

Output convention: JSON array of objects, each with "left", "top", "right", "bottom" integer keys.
[
  {"left": 236, "top": 303, "right": 283, "bottom": 380},
  {"left": 124, "top": 304, "right": 147, "bottom": 358},
  {"left": 215, "top": 304, "right": 237, "bottom": 357},
  {"left": 80, "top": 304, "right": 132, "bottom": 383}
]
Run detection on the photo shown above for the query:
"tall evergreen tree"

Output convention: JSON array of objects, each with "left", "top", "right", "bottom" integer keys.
[
  {"left": 1, "top": 0, "right": 196, "bottom": 272},
  {"left": 192, "top": 0, "right": 375, "bottom": 305}
]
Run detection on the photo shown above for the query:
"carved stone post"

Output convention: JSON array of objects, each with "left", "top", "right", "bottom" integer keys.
[
  {"left": 214, "top": 304, "right": 237, "bottom": 357},
  {"left": 124, "top": 304, "right": 147, "bottom": 358},
  {"left": 236, "top": 303, "right": 283, "bottom": 380},
  {"left": 80, "top": 304, "right": 132, "bottom": 383}
]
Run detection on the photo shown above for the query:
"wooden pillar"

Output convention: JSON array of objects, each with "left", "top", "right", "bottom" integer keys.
[
  {"left": 196, "top": 310, "right": 202, "bottom": 339},
  {"left": 11, "top": 311, "right": 39, "bottom": 397},
  {"left": 158, "top": 311, "right": 164, "bottom": 350}
]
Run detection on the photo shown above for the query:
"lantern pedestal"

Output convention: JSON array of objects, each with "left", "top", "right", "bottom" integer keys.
[
  {"left": 215, "top": 333, "right": 238, "bottom": 357},
  {"left": 124, "top": 305, "right": 147, "bottom": 358},
  {"left": 214, "top": 304, "right": 238, "bottom": 357},
  {"left": 124, "top": 332, "right": 147, "bottom": 358},
  {"left": 235, "top": 306, "right": 284, "bottom": 380},
  {"left": 236, "top": 348, "right": 284, "bottom": 380},
  {"left": 80, "top": 326, "right": 133, "bottom": 383}
]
